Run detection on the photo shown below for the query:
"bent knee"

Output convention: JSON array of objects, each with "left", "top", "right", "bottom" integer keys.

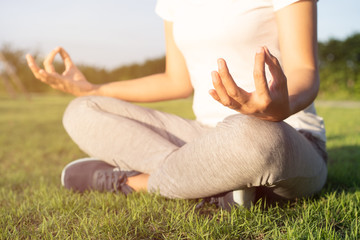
[
  {"left": 221, "top": 114, "right": 294, "bottom": 166},
  {"left": 63, "top": 96, "right": 130, "bottom": 138},
  {"left": 63, "top": 96, "right": 90, "bottom": 129},
  {"left": 222, "top": 114, "right": 291, "bottom": 147},
  {"left": 62, "top": 96, "right": 104, "bottom": 137}
]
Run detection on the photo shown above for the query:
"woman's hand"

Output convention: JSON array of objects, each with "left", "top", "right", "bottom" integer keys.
[
  {"left": 209, "top": 46, "right": 291, "bottom": 122},
  {"left": 26, "top": 47, "right": 94, "bottom": 96}
]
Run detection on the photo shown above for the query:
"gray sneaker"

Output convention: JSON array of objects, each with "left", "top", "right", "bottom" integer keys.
[{"left": 61, "top": 158, "right": 141, "bottom": 195}]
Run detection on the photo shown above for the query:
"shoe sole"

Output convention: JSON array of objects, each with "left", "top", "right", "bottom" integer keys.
[
  {"left": 61, "top": 157, "right": 100, "bottom": 187},
  {"left": 232, "top": 188, "right": 256, "bottom": 209}
]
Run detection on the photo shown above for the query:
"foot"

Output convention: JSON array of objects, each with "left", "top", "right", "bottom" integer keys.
[{"left": 61, "top": 158, "right": 141, "bottom": 195}]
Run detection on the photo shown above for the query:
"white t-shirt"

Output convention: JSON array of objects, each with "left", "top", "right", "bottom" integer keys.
[{"left": 155, "top": 0, "right": 326, "bottom": 142}]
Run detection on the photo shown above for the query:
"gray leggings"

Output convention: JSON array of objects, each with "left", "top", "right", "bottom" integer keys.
[{"left": 63, "top": 96, "right": 327, "bottom": 200}]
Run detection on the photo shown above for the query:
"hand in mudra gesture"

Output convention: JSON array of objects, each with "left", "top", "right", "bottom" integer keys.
[
  {"left": 209, "top": 46, "right": 291, "bottom": 122},
  {"left": 26, "top": 47, "right": 94, "bottom": 96}
]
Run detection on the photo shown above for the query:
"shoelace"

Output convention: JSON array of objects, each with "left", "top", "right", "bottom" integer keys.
[{"left": 94, "top": 161, "right": 135, "bottom": 195}]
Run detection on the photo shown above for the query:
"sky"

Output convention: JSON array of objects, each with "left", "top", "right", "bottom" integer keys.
[{"left": 1, "top": 0, "right": 359, "bottom": 69}]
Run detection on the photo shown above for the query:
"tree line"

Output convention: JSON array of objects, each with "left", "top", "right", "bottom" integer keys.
[
  {"left": 318, "top": 33, "right": 360, "bottom": 99},
  {"left": 0, "top": 44, "right": 165, "bottom": 94},
  {"left": 1, "top": 33, "right": 359, "bottom": 99}
]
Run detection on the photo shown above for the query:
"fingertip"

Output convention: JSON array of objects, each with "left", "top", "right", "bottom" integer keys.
[
  {"left": 208, "top": 89, "right": 215, "bottom": 97},
  {"left": 256, "top": 46, "right": 264, "bottom": 54},
  {"left": 255, "top": 47, "right": 266, "bottom": 64},
  {"left": 263, "top": 46, "right": 270, "bottom": 54},
  {"left": 59, "top": 48, "right": 72, "bottom": 62},
  {"left": 211, "top": 71, "right": 220, "bottom": 83},
  {"left": 26, "top": 54, "right": 33, "bottom": 61},
  {"left": 25, "top": 54, "right": 31, "bottom": 62},
  {"left": 26, "top": 55, "right": 38, "bottom": 69},
  {"left": 208, "top": 89, "right": 220, "bottom": 100},
  {"left": 59, "top": 47, "right": 67, "bottom": 54},
  {"left": 263, "top": 46, "right": 276, "bottom": 61},
  {"left": 217, "top": 59, "right": 231, "bottom": 76},
  {"left": 217, "top": 58, "right": 226, "bottom": 68}
]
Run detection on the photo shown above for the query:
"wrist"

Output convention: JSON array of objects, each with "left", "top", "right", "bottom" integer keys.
[{"left": 84, "top": 83, "right": 101, "bottom": 96}]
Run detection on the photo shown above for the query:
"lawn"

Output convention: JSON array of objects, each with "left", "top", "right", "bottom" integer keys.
[{"left": 0, "top": 94, "right": 359, "bottom": 239}]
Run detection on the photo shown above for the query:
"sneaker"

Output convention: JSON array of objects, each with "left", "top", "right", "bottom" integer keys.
[
  {"left": 61, "top": 158, "right": 141, "bottom": 195},
  {"left": 196, "top": 188, "right": 256, "bottom": 211}
]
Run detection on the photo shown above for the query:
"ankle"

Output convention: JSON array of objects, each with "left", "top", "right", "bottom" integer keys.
[{"left": 127, "top": 173, "right": 149, "bottom": 192}]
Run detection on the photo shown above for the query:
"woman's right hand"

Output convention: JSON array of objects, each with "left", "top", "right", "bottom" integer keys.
[{"left": 26, "top": 47, "right": 95, "bottom": 96}]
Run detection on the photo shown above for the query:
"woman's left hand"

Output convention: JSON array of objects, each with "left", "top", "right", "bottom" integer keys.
[{"left": 209, "top": 46, "right": 291, "bottom": 122}]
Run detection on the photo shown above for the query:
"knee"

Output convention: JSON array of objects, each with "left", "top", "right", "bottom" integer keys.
[
  {"left": 62, "top": 96, "right": 130, "bottom": 138},
  {"left": 222, "top": 114, "right": 288, "bottom": 143},
  {"left": 62, "top": 96, "right": 98, "bottom": 136},
  {"left": 222, "top": 114, "right": 291, "bottom": 167},
  {"left": 63, "top": 96, "right": 85, "bottom": 125}
]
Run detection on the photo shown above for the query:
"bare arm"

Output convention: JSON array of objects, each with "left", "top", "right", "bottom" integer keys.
[
  {"left": 209, "top": 0, "right": 319, "bottom": 121},
  {"left": 27, "top": 21, "right": 193, "bottom": 102},
  {"left": 276, "top": 0, "right": 319, "bottom": 114}
]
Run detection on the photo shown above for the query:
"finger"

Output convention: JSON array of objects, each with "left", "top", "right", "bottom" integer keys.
[
  {"left": 58, "top": 47, "right": 74, "bottom": 69},
  {"left": 26, "top": 54, "right": 39, "bottom": 70},
  {"left": 253, "top": 47, "right": 270, "bottom": 96},
  {"left": 47, "top": 78, "right": 66, "bottom": 91},
  {"left": 27, "top": 54, "right": 64, "bottom": 88},
  {"left": 26, "top": 54, "right": 44, "bottom": 79},
  {"left": 217, "top": 58, "right": 249, "bottom": 104},
  {"left": 43, "top": 47, "right": 61, "bottom": 73},
  {"left": 264, "top": 47, "right": 285, "bottom": 82},
  {"left": 211, "top": 71, "right": 236, "bottom": 108},
  {"left": 37, "top": 69, "right": 59, "bottom": 84},
  {"left": 208, "top": 89, "right": 220, "bottom": 101}
]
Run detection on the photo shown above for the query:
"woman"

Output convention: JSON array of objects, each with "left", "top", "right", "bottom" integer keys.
[{"left": 26, "top": 0, "right": 327, "bottom": 210}]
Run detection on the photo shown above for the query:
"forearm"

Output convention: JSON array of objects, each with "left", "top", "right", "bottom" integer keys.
[
  {"left": 89, "top": 73, "right": 193, "bottom": 102},
  {"left": 287, "top": 67, "right": 319, "bottom": 115}
]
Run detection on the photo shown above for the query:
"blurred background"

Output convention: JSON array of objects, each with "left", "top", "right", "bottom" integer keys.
[
  {"left": 0, "top": 0, "right": 360, "bottom": 99},
  {"left": 1, "top": 2, "right": 360, "bottom": 239}
]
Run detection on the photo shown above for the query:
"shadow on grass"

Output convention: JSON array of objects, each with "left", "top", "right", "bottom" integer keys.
[
  {"left": 324, "top": 145, "right": 360, "bottom": 192},
  {"left": 194, "top": 145, "right": 360, "bottom": 214},
  {"left": 326, "top": 134, "right": 349, "bottom": 142},
  {"left": 230, "top": 145, "right": 360, "bottom": 211}
]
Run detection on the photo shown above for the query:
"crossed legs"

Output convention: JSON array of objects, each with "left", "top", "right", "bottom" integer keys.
[{"left": 63, "top": 96, "right": 327, "bottom": 200}]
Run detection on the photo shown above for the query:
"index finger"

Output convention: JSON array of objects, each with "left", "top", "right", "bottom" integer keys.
[
  {"left": 264, "top": 47, "right": 285, "bottom": 83},
  {"left": 58, "top": 48, "right": 74, "bottom": 68},
  {"left": 43, "top": 47, "right": 61, "bottom": 73},
  {"left": 217, "top": 58, "right": 248, "bottom": 103}
]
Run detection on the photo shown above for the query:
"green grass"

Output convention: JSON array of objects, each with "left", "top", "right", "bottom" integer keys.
[{"left": 0, "top": 94, "right": 359, "bottom": 239}]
